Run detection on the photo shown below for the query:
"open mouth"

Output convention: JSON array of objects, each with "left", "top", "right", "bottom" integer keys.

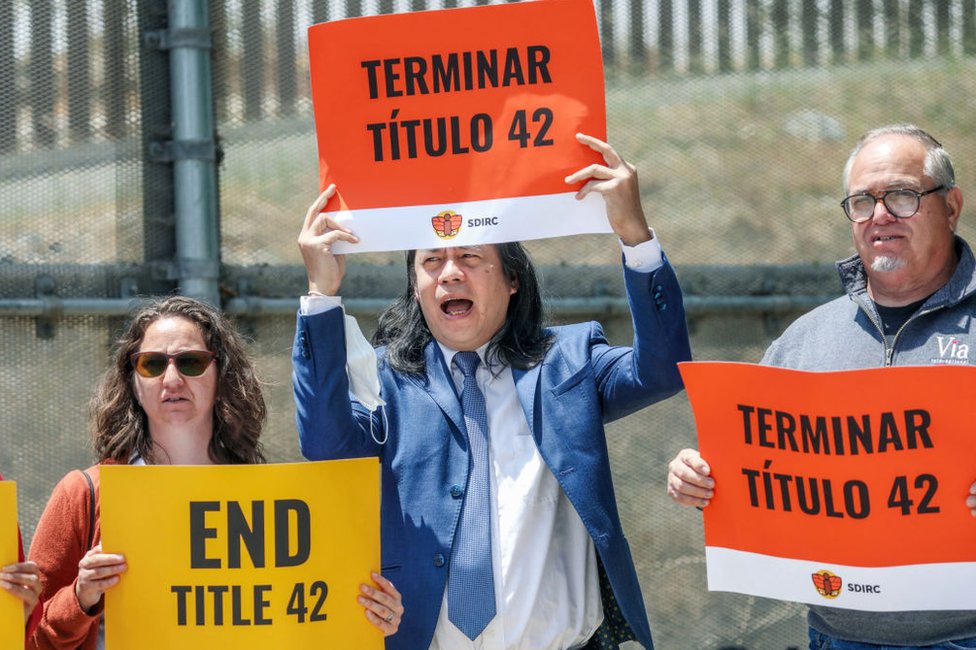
[
  {"left": 441, "top": 298, "right": 473, "bottom": 316},
  {"left": 871, "top": 233, "right": 903, "bottom": 244}
]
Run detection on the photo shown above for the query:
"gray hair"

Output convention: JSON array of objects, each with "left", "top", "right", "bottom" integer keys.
[{"left": 842, "top": 124, "right": 956, "bottom": 194}]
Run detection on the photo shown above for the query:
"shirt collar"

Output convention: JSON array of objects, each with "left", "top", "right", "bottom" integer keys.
[{"left": 436, "top": 341, "right": 491, "bottom": 371}]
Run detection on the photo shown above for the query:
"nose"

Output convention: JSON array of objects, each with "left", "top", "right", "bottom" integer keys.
[
  {"left": 160, "top": 359, "right": 185, "bottom": 385},
  {"left": 869, "top": 196, "right": 896, "bottom": 224},
  {"left": 438, "top": 255, "right": 464, "bottom": 284}
]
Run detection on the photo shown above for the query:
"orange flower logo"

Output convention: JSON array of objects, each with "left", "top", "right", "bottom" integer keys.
[
  {"left": 432, "top": 211, "right": 462, "bottom": 239},
  {"left": 811, "top": 570, "right": 843, "bottom": 599}
]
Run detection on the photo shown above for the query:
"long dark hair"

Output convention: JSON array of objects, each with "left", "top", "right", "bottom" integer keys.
[
  {"left": 373, "top": 243, "right": 552, "bottom": 374},
  {"left": 90, "top": 296, "right": 267, "bottom": 465}
]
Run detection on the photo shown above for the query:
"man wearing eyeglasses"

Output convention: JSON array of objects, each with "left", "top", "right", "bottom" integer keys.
[{"left": 667, "top": 124, "right": 976, "bottom": 649}]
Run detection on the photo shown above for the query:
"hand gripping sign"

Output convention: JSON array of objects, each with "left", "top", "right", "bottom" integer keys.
[
  {"left": 308, "top": 0, "right": 609, "bottom": 253},
  {"left": 100, "top": 459, "right": 380, "bottom": 649},
  {"left": 0, "top": 482, "right": 23, "bottom": 649},
  {"left": 679, "top": 362, "right": 976, "bottom": 611}
]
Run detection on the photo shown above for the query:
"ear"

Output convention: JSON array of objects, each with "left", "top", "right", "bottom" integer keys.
[
  {"left": 946, "top": 187, "right": 963, "bottom": 232},
  {"left": 509, "top": 276, "right": 519, "bottom": 296}
]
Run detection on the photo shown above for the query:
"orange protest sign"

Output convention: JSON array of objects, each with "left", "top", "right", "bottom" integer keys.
[
  {"left": 680, "top": 361, "right": 976, "bottom": 611},
  {"left": 307, "top": 0, "right": 609, "bottom": 253}
]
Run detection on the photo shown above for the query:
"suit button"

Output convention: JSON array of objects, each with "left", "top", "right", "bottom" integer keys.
[
  {"left": 433, "top": 553, "right": 446, "bottom": 567},
  {"left": 450, "top": 484, "right": 463, "bottom": 498}
]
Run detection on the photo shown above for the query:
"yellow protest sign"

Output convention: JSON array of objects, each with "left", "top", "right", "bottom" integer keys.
[
  {"left": 100, "top": 459, "right": 381, "bottom": 649},
  {"left": 0, "top": 481, "right": 23, "bottom": 649}
]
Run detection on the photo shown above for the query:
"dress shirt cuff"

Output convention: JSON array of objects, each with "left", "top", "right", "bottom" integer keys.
[
  {"left": 620, "top": 229, "right": 664, "bottom": 272},
  {"left": 300, "top": 293, "right": 343, "bottom": 315}
]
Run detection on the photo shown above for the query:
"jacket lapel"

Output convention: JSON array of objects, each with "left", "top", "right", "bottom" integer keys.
[{"left": 405, "top": 342, "right": 465, "bottom": 434}]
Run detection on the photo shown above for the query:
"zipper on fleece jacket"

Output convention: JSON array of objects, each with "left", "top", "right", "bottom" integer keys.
[{"left": 854, "top": 294, "right": 940, "bottom": 366}]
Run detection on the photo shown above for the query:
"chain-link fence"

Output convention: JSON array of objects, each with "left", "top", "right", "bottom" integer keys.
[{"left": 2, "top": 1, "right": 975, "bottom": 648}]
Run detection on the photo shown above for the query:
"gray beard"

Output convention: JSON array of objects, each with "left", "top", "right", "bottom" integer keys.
[{"left": 871, "top": 255, "right": 905, "bottom": 273}]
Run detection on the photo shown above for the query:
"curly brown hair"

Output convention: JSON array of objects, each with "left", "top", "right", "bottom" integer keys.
[{"left": 90, "top": 296, "right": 266, "bottom": 465}]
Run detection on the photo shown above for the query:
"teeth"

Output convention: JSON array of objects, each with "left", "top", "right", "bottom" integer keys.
[{"left": 442, "top": 298, "right": 471, "bottom": 316}]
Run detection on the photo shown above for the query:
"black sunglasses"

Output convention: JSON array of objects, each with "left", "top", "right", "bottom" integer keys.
[{"left": 130, "top": 351, "right": 217, "bottom": 378}]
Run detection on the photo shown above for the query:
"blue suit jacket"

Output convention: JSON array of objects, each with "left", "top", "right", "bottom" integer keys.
[{"left": 293, "top": 262, "right": 691, "bottom": 650}]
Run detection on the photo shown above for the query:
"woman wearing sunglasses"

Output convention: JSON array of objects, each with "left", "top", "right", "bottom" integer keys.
[{"left": 27, "top": 296, "right": 402, "bottom": 649}]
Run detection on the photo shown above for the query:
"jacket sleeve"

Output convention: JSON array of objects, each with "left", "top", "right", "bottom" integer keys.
[
  {"left": 592, "top": 258, "right": 692, "bottom": 423},
  {"left": 28, "top": 471, "right": 100, "bottom": 650},
  {"left": 292, "top": 307, "right": 382, "bottom": 461}
]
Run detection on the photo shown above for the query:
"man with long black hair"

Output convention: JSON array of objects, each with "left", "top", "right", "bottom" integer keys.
[{"left": 293, "top": 133, "right": 692, "bottom": 650}]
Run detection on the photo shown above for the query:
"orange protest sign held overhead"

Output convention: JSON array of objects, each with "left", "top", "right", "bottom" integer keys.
[
  {"left": 680, "top": 361, "right": 976, "bottom": 611},
  {"left": 308, "top": 0, "right": 609, "bottom": 253}
]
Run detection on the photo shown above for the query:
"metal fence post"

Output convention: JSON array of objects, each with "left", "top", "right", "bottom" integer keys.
[{"left": 167, "top": 0, "right": 221, "bottom": 306}]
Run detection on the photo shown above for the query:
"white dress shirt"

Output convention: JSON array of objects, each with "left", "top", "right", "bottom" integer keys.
[{"left": 430, "top": 342, "right": 602, "bottom": 650}]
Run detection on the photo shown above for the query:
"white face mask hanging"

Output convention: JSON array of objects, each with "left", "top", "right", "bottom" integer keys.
[{"left": 343, "top": 311, "right": 387, "bottom": 413}]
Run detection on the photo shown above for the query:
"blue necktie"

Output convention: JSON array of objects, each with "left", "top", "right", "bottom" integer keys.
[{"left": 447, "top": 351, "right": 497, "bottom": 639}]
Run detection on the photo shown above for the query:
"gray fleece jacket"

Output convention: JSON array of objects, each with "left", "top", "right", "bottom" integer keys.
[{"left": 762, "top": 236, "right": 976, "bottom": 644}]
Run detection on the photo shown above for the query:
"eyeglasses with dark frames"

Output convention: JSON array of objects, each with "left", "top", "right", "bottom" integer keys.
[
  {"left": 840, "top": 185, "right": 945, "bottom": 223},
  {"left": 130, "top": 351, "right": 217, "bottom": 378}
]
